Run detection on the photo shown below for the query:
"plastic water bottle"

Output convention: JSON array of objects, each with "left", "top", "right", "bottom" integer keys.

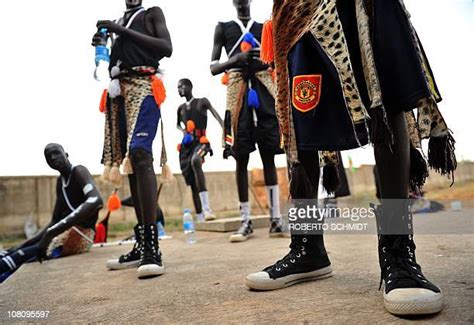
[
  {"left": 93, "top": 28, "right": 110, "bottom": 82},
  {"left": 183, "top": 209, "right": 196, "bottom": 245}
]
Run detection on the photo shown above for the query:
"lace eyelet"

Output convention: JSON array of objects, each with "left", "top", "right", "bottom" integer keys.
[
  {"left": 290, "top": 259, "right": 295, "bottom": 263},
  {"left": 276, "top": 267, "right": 281, "bottom": 271},
  {"left": 388, "top": 273, "right": 392, "bottom": 278},
  {"left": 301, "top": 246, "right": 305, "bottom": 251},
  {"left": 296, "top": 253, "right": 301, "bottom": 258},
  {"left": 302, "top": 251, "right": 307, "bottom": 256},
  {"left": 382, "top": 247, "right": 386, "bottom": 253},
  {"left": 387, "top": 280, "right": 392, "bottom": 284},
  {"left": 302, "top": 238, "right": 307, "bottom": 243}
]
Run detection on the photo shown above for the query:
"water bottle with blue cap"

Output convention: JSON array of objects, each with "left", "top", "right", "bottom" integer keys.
[
  {"left": 93, "top": 28, "right": 110, "bottom": 82},
  {"left": 182, "top": 209, "right": 196, "bottom": 245}
]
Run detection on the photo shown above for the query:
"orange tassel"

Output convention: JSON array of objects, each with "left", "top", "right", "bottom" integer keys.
[
  {"left": 186, "top": 120, "right": 196, "bottom": 133},
  {"left": 199, "top": 136, "right": 210, "bottom": 144},
  {"left": 151, "top": 75, "right": 166, "bottom": 107},
  {"left": 221, "top": 72, "right": 229, "bottom": 86},
  {"left": 107, "top": 191, "right": 122, "bottom": 212},
  {"left": 99, "top": 89, "right": 108, "bottom": 113},
  {"left": 260, "top": 19, "right": 274, "bottom": 64},
  {"left": 240, "top": 41, "right": 253, "bottom": 53}
]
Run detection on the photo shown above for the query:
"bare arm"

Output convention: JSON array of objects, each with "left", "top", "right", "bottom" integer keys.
[
  {"left": 177, "top": 105, "right": 186, "bottom": 133},
  {"left": 203, "top": 98, "right": 223, "bottom": 128}
]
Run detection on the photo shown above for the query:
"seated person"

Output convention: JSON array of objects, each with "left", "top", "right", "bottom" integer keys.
[{"left": 0, "top": 143, "right": 103, "bottom": 282}]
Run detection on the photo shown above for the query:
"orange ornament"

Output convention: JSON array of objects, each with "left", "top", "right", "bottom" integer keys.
[
  {"left": 107, "top": 192, "right": 122, "bottom": 212},
  {"left": 186, "top": 120, "right": 196, "bottom": 132},
  {"left": 99, "top": 89, "right": 108, "bottom": 113},
  {"left": 221, "top": 72, "right": 229, "bottom": 86}
]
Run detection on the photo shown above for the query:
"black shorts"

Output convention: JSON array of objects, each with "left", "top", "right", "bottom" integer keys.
[
  {"left": 233, "top": 76, "right": 284, "bottom": 156},
  {"left": 179, "top": 142, "right": 212, "bottom": 186}
]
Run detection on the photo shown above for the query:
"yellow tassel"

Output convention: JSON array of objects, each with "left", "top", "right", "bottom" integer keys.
[
  {"left": 260, "top": 19, "right": 274, "bottom": 64},
  {"left": 122, "top": 156, "right": 133, "bottom": 175},
  {"left": 161, "top": 163, "right": 174, "bottom": 183},
  {"left": 109, "top": 163, "right": 123, "bottom": 188},
  {"left": 100, "top": 163, "right": 112, "bottom": 183}
]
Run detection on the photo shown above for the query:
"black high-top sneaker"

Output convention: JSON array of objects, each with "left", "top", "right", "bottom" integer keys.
[
  {"left": 269, "top": 218, "right": 290, "bottom": 238},
  {"left": 106, "top": 224, "right": 143, "bottom": 270},
  {"left": 246, "top": 234, "right": 332, "bottom": 290},
  {"left": 374, "top": 204, "right": 443, "bottom": 315},
  {"left": 137, "top": 224, "right": 165, "bottom": 279},
  {"left": 229, "top": 220, "right": 253, "bottom": 242}
]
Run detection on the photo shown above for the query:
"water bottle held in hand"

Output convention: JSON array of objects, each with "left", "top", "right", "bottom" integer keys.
[
  {"left": 183, "top": 209, "right": 196, "bottom": 245},
  {"left": 93, "top": 28, "right": 110, "bottom": 82}
]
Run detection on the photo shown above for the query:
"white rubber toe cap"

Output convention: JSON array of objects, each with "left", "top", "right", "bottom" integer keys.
[{"left": 384, "top": 287, "right": 443, "bottom": 315}]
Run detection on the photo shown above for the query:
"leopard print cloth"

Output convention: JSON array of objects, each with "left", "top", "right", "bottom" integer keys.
[
  {"left": 272, "top": 0, "right": 452, "bottom": 168},
  {"left": 225, "top": 70, "right": 277, "bottom": 145},
  {"left": 103, "top": 75, "right": 153, "bottom": 168},
  {"left": 102, "top": 70, "right": 168, "bottom": 186},
  {"left": 47, "top": 226, "right": 94, "bottom": 257}
]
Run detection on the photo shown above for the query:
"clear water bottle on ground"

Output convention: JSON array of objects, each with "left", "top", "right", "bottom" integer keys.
[{"left": 183, "top": 209, "right": 196, "bottom": 245}]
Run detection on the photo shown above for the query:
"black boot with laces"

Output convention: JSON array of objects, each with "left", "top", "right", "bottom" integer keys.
[
  {"left": 137, "top": 223, "right": 165, "bottom": 279},
  {"left": 374, "top": 204, "right": 443, "bottom": 315},
  {"left": 106, "top": 224, "right": 143, "bottom": 270},
  {"left": 246, "top": 234, "right": 332, "bottom": 290}
]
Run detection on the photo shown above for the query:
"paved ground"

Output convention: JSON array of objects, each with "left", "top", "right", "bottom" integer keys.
[{"left": 1, "top": 210, "right": 473, "bottom": 324}]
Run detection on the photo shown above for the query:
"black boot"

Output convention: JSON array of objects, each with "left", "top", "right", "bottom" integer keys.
[
  {"left": 374, "top": 204, "right": 443, "bottom": 315},
  {"left": 246, "top": 234, "right": 332, "bottom": 290},
  {"left": 137, "top": 224, "right": 165, "bottom": 279},
  {"left": 106, "top": 224, "right": 143, "bottom": 270}
]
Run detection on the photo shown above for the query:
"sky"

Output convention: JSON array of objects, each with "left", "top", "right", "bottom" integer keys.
[{"left": 0, "top": 0, "right": 472, "bottom": 176}]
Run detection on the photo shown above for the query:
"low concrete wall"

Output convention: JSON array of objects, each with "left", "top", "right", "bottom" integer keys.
[{"left": 1, "top": 162, "right": 473, "bottom": 236}]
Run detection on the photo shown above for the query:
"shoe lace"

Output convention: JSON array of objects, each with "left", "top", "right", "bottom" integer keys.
[
  {"left": 264, "top": 246, "right": 305, "bottom": 273},
  {"left": 379, "top": 236, "right": 427, "bottom": 291},
  {"left": 124, "top": 240, "right": 140, "bottom": 258}
]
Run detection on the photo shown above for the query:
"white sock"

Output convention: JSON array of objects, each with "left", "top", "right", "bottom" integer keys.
[
  {"left": 196, "top": 212, "right": 204, "bottom": 222},
  {"left": 266, "top": 185, "right": 281, "bottom": 220},
  {"left": 199, "top": 191, "right": 211, "bottom": 213},
  {"left": 240, "top": 202, "right": 251, "bottom": 223}
]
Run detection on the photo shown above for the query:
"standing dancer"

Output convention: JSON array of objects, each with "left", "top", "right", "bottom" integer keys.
[
  {"left": 177, "top": 78, "right": 223, "bottom": 222},
  {"left": 210, "top": 0, "right": 286, "bottom": 242},
  {"left": 96, "top": 0, "right": 172, "bottom": 279},
  {"left": 246, "top": 0, "right": 456, "bottom": 316}
]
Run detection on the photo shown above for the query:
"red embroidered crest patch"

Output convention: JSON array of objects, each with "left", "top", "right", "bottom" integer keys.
[{"left": 292, "top": 75, "right": 322, "bottom": 112}]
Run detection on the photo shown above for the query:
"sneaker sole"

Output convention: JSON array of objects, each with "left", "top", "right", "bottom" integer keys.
[
  {"left": 137, "top": 265, "right": 165, "bottom": 279},
  {"left": 246, "top": 266, "right": 333, "bottom": 291},
  {"left": 384, "top": 291, "right": 443, "bottom": 315},
  {"left": 229, "top": 234, "right": 252, "bottom": 243},
  {"left": 106, "top": 259, "right": 140, "bottom": 270}
]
